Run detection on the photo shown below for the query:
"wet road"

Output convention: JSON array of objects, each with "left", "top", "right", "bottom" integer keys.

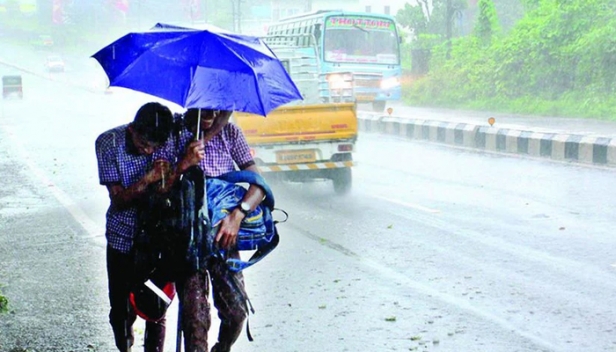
[{"left": 1, "top": 69, "right": 616, "bottom": 351}]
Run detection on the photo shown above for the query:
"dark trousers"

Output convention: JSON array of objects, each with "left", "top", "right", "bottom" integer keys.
[
  {"left": 177, "top": 251, "right": 248, "bottom": 352},
  {"left": 107, "top": 246, "right": 167, "bottom": 352}
]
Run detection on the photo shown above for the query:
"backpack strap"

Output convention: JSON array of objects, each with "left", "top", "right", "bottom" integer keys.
[
  {"left": 215, "top": 171, "right": 275, "bottom": 210},
  {"left": 225, "top": 228, "right": 280, "bottom": 272}
]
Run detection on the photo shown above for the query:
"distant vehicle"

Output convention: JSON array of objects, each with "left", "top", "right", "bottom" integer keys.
[
  {"left": 265, "top": 10, "right": 402, "bottom": 112},
  {"left": 45, "top": 55, "right": 65, "bottom": 72},
  {"left": 31, "top": 34, "right": 54, "bottom": 48},
  {"left": 2, "top": 75, "right": 23, "bottom": 99}
]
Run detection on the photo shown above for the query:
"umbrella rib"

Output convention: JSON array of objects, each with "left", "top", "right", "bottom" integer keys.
[
  {"left": 250, "top": 65, "right": 266, "bottom": 116},
  {"left": 112, "top": 34, "right": 165, "bottom": 85},
  {"left": 184, "top": 30, "right": 213, "bottom": 106},
  {"left": 215, "top": 36, "right": 267, "bottom": 115}
]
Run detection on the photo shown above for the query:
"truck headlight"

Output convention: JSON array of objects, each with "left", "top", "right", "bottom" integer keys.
[
  {"left": 327, "top": 73, "right": 353, "bottom": 90},
  {"left": 380, "top": 77, "right": 400, "bottom": 90}
]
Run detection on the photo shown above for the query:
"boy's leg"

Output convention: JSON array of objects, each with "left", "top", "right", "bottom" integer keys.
[
  {"left": 107, "top": 246, "right": 137, "bottom": 352},
  {"left": 178, "top": 269, "right": 211, "bottom": 352},
  {"left": 144, "top": 318, "right": 166, "bottom": 352},
  {"left": 209, "top": 251, "right": 249, "bottom": 352}
]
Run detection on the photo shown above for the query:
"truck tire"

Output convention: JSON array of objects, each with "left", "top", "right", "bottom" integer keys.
[
  {"left": 332, "top": 167, "right": 352, "bottom": 195},
  {"left": 372, "top": 101, "right": 386, "bottom": 112}
]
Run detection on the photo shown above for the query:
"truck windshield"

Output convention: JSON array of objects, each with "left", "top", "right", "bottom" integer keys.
[{"left": 323, "top": 16, "right": 399, "bottom": 65}]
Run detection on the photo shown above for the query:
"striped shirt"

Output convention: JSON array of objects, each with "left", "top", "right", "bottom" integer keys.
[
  {"left": 95, "top": 125, "right": 152, "bottom": 253},
  {"left": 155, "top": 123, "right": 254, "bottom": 177}
]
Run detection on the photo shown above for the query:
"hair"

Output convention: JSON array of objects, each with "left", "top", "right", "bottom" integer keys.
[
  {"left": 131, "top": 102, "right": 174, "bottom": 145},
  {"left": 183, "top": 109, "right": 231, "bottom": 130}
]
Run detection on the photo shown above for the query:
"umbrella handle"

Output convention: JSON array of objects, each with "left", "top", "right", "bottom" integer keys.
[{"left": 195, "top": 109, "right": 201, "bottom": 141}]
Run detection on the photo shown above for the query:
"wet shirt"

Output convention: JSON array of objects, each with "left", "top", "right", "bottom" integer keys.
[
  {"left": 155, "top": 123, "right": 253, "bottom": 177},
  {"left": 95, "top": 125, "right": 151, "bottom": 253}
]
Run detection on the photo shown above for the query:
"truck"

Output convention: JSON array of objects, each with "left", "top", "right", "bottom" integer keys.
[{"left": 233, "top": 34, "right": 358, "bottom": 195}]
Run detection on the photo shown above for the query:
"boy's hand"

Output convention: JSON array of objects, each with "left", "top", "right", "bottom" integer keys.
[
  {"left": 215, "top": 210, "right": 244, "bottom": 249},
  {"left": 180, "top": 140, "right": 205, "bottom": 172},
  {"left": 143, "top": 168, "right": 163, "bottom": 185}
]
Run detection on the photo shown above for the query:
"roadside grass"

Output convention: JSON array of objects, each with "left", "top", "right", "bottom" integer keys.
[
  {"left": 401, "top": 78, "right": 616, "bottom": 121},
  {"left": 467, "top": 97, "right": 616, "bottom": 120},
  {"left": 0, "top": 289, "right": 8, "bottom": 314}
]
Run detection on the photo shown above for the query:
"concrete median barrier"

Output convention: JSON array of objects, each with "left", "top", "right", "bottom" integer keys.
[{"left": 359, "top": 112, "right": 616, "bottom": 167}]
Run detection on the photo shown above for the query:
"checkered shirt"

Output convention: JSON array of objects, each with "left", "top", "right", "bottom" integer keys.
[
  {"left": 154, "top": 123, "right": 253, "bottom": 177},
  {"left": 95, "top": 125, "right": 152, "bottom": 253}
]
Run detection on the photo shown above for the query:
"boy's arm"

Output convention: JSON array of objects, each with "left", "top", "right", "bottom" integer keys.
[
  {"left": 106, "top": 169, "right": 162, "bottom": 208},
  {"left": 215, "top": 166, "right": 266, "bottom": 249}
]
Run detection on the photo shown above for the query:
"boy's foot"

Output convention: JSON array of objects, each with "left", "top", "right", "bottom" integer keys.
[{"left": 211, "top": 343, "right": 230, "bottom": 352}]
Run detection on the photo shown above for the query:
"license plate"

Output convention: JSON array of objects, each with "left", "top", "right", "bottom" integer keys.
[
  {"left": 276, "top": 150, "right": 316, "bottom": 164},
  {"left": 356, "top": 94, "right": 376, "bottom": 101}
]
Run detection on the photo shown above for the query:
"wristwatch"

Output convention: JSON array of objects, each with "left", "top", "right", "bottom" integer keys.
[{"left": 238, "top": 202, "right": 251, "bottom": 216}]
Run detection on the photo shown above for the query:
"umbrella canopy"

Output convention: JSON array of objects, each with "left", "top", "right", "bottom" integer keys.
[{"left": 92, "top": 23, "right": 302, "bottom": 116}]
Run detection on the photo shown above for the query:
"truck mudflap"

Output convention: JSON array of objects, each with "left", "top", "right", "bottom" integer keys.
[{"left": 258, "top": 160, "right": 355, "bottom": 173}]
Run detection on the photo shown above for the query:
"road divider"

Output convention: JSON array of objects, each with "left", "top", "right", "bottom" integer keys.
[{"left": 359, "top": 112, "right": 616, "bottom": 167}]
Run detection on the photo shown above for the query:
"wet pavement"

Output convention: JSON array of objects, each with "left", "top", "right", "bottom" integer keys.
[
  {"left": 0, "top": 133, "right": 112, "bottom": 351},
  {"left": 2, "top": 38, "right": 616, "bottom": 352}
]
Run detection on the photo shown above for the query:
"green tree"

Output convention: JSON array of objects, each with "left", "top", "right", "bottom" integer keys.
[
  {"left": 403, "top": 0, "right": 616, "bottom": 119},
  {"left": 492, "top": 0, "right": 525, "bottom": 30},
  {"left": 473, "top": 0, "right": 500, "bottom": 45},
  {"left": 396, "top": 2, "right": 428, "bottom": 36},
  {"left": 520, "top": 0, "right": 542, "bottom": 10},
  {"left": 396, "top": 0, "right": 467, "bottom": 39}
]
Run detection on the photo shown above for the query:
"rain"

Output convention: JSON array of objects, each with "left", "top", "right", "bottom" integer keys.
[{"left": 1, "top": 1, "right": 616, "bottom": 351}]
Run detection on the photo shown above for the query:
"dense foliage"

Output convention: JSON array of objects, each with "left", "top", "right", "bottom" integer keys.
[{"left": 398, "top": 0, "right": 616, "bottom": 119}]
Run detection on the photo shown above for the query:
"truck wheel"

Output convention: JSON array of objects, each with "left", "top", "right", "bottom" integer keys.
[
  {"left": 332, "top": 168, "right": 352, "bottom": 195},
  {"left": 372, "top": 101, "right": 386, "bottom": 112}
]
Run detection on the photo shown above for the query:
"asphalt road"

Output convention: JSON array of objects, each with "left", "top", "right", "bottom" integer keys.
[{"left": 1, "top": 48, "right": 616, "bottom": 351}]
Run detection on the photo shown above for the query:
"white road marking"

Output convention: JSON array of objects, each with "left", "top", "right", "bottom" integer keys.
[
  {"left": 370, "top": 194, "right": 441, "bottom": 214},
  {"left": 1, "top": 125, "right": 105, "bottom": 243}
]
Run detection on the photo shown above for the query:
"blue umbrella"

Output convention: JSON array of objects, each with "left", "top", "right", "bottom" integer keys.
[{"left": 91, "top": 23, "right": 302, "bottom": 116}]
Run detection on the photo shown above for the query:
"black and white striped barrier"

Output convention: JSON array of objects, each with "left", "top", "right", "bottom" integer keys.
[{"left": 358, "top": 113, "right": 616, "bottom": 166}]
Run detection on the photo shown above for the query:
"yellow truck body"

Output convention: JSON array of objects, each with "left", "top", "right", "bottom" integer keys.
[
  {"left": 233, "top": 102, "right": 358, "bottom": 194},
  {"left": 234, "top": 103, "right": 357, "bottom": 144}
]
